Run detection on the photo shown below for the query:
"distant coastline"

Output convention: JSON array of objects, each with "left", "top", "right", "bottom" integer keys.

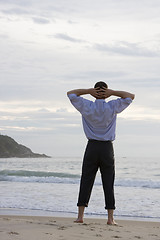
[{"left": 0, "top": 135, "right": 50, "bottom": 158}]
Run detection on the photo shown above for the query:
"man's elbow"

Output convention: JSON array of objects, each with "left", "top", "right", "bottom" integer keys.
[
  {"left": 131, "top": 94, "right": 135, "bottom": 100},
  {"left": 67, "top": 90, "right": 79, "bottom": 96},
  {"left": 123, "top": 93, "right": 135, "bottom": 100},
  {"left": 67, "top": 90, "right": 72, "bottom": 96}
]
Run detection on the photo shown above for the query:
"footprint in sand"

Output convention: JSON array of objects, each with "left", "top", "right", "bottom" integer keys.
[
  {"left": 90, "top": 227, "right": 95, "bottom": 231},
  {"left": 108, "top": 228, "right": 114, "bottom": 231},
  {"left": 3, "top": 218, "right": 10, "bottom": 221},
  {"left": 58, "top": 226, "right": 67, "bottom": 230},
  {"left": 112, "top": 236, "right": 122, "bottom": 239},
  {"left": 45, "top": 223, "right": 57, "bottom": 226},
  {"left": 8, "top": 231, "right": 19, "bottom": 235},
  {"left": 96, "top": 234, "right": 102, "bottom": 237},
  {"left": 45, "top": 232, "right": 53, "bottom": 235},
  {"left": 82, "top": 223, "right": 91, "bottom": 226}
]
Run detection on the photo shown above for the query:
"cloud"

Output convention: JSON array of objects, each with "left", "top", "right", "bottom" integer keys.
[
  {"left": 1, "top": 8, "right": 29, "bottom": 15},
  {"left": 0, "top": 0, "right": 31, "bottom": 6},
  {"left": 75, "top": 70, "right": 126, "bottom": 79},
  {"left": 0, "top": 34, "right": 9, "bottom": 39},
  {"left": 120, "top": 104, "right": 160, "bottom": 121},
  {"left": 94, "top": 41, "right": 160, "bottom": 57},
  {"left": 60, "top": 70, "right": 127, "bottom": 84},
  {"left": 1, "top": 0, "right": 160, "bottom": 23},
  {"left": 32, "top": 17, "right": 50, "bottom": 24},
  {"left": 68, "top": 20, "right": 78, "bottom": 24},
  {"left": 54, "top": 33, "right": 86, "bottom": 43},
  {"left": 0, "top": 105, "right": 81, "bottom": 137}
]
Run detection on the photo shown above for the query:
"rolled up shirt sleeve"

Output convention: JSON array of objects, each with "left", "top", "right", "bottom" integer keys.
[
  {"left": 109, "top": 98, "right": 132, "bottom": 114},
  {"left": 67, "top": 94, "right": 91, "bottom": 114}
]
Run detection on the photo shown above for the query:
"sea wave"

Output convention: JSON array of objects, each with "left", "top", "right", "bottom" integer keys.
[
  {"left": 0, "top": 169, "right": 80, "bottom": 184},
  {"left": 0, "top": 169, "right": 79, "bottom": 178},
  {"left": 0, "top": 169, "right": 160, "bottom": 189},
  {"left": 116, "top": 179, "right": 160, "bottom": 189}
]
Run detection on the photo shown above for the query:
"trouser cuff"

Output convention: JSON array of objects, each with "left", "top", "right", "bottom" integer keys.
[
  {"left": 105, "top": 206, "right": 116, "bottom": 210},
  {"left": 77, "top": 203, "right": 88, "bottom": 207}
]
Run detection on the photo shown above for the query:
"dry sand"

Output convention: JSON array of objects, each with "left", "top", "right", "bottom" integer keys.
[{"left": 0, "top": 215, "right": 160, "bottom": 240}]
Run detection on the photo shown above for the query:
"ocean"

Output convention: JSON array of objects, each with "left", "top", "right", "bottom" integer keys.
[{"left": 0, "top": 156, "right": 160, "bottom": 221}]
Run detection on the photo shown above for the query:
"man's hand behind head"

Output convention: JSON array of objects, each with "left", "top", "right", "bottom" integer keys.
[
  {"left": 89, "top": 88, "right": 103, "bottom": 99},
  {"left": 91, "top": 87, "right": 113, "bottom": 99},
  {"left": 98, "top": 87, "right": 113, "bottom": 99}
]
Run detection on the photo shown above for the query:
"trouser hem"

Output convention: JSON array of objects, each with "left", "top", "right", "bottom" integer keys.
[
  {"left": 105, "top": 206, "right": 116, "bottom": 210},
  {"left": 77, "top": 203, "right": 88, "bottom": 207}
]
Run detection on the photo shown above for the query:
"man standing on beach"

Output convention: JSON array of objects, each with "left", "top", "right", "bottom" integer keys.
[{"left": 67, "top": 82, "right": 135, "bottom": 225}]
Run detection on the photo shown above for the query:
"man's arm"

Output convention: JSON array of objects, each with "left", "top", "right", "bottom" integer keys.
[
  {"left": 112, "top": 90, "right": 135, "bottom": 100},
  {"left": 101, "top": 88, "right": 135, "bottom": 100},
  {"left": 67, "top": 88, "right": 100, "bottom": 98},
  {"left": 67, "top": 87, "right": 135, "bottom": 100}
]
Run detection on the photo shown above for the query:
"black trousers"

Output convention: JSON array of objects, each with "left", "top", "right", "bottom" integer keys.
[{"left": 77, "top": 139, "right": 115, "bottom": 210}]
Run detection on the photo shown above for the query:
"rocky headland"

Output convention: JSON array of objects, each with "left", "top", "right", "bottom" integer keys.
[{"left": 0, "top": 135, "right": 50, "bottom": 158}]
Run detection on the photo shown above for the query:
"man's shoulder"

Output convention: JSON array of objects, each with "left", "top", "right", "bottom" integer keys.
[
  {"left": 68, "top": 94, "right": 92, "bottom": 102},
  {"left": 107, "top": 97, "right": 132, "bottom": 104}
]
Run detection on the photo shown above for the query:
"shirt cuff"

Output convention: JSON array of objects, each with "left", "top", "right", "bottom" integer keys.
[{"left": 124, "top": 98, "right": 133, "bottom": 104}]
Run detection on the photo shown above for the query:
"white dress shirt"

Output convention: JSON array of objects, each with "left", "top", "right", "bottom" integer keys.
[{"left": 68, "top": 94, "right": 132, "bottom": 141}]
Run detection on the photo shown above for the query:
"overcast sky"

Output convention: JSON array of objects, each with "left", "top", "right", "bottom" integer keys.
[{"left": 0, "top": 0, "right": 160, "bottom": 158}]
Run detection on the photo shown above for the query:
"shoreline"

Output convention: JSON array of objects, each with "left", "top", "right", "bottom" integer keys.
[
  {"left": 0, "top": 207, "right": 160, "bottom": 223},
  {"left": 0, "top": 215, "right": 160, "bottom": 240}
]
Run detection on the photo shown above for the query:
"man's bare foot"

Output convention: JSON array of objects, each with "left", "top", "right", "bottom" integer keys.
[
  {"left": 107, "top": 220, "right": 117, "bottom": 225},
  {"left": 74, "top": 218, "right": 83, "bottom": 223},
  {"left": 74, "top": 206, "right": 85, "bottom": 223}
]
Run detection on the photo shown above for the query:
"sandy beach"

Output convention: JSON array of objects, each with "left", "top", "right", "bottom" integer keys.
[{"left": 0, "top": 215, "right": 160, "bottom": 240}]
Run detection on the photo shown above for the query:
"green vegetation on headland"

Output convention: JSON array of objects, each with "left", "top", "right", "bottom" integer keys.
[{"left": 0, "top": 135, "right": 50, "bottom": 158}]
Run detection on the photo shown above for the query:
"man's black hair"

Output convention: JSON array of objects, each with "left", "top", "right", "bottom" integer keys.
[{"left": 94, "top": 81, "right": 108, "bottom": 89}]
